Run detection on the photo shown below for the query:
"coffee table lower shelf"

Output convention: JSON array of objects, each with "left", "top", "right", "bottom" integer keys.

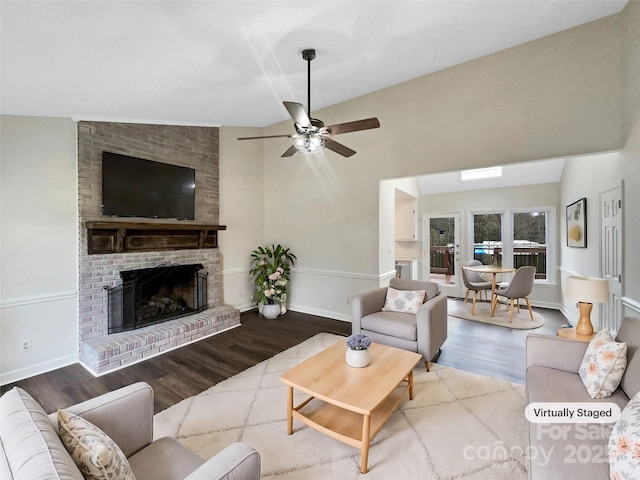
[{"left": 286, "top": 381, "right": 410, "bottom": 473}]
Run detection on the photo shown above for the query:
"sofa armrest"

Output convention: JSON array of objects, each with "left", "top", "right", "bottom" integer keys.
[
  {"left": 49, "top": 382, "right": 154, "bottom": 458},
  {"left": 184, "top": 442, "right": 260, "bottom": 480},
  {"left": 416, "top": 293, "right": 448, "bottom": 361},
  {"left": 351, "top": 287, "right": 387, "bottom": 333},
  {"left": 526, "top": 334, "right": 589, "bottom": 374}
]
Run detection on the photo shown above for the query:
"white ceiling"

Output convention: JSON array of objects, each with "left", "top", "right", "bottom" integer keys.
[{"left": 0, "top": 0, "right": 627, "bottom": 128}]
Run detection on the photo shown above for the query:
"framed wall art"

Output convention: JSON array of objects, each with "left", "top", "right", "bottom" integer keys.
[{"left": 566, "top": 198, "right": 587, "bottom": 248}]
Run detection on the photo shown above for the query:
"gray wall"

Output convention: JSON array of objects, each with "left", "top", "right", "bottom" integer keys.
[
  {"left": 0, "top": 116, "right": 78, "bottom": 384},
  {"left": 256, "top": 11, "right": 635, "bottom": 320}
]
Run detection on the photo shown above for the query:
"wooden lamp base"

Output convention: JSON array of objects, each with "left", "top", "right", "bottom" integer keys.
[{"left": 575, "top": 302, "right": 594, "bottom": 335}]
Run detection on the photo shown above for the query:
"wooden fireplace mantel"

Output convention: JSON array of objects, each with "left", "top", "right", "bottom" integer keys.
[{"left": 85, "top": 221, "right": 227, "bottom": 255}]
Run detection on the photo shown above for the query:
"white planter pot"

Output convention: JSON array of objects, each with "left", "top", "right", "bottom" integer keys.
[
  {"left": 345, "top": 348, "right": 371, "bottom": 368},
  {"left": 262, "top": 303, "right": 281, "bottom": 319}
]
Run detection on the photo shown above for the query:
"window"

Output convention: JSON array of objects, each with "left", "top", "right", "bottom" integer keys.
[
  {"left": 470, "top": 208, "right": 554, "bottom": 283},
  {"left": 473, "top": 213, "right": 503, "bottom": 265},
  {"left": 513, "top": 211, "right": 547, "bottom": 280}
]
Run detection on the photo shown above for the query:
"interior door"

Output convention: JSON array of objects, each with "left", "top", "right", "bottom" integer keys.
[
  {"left": 423, "top": 214, "right": 461, "bottom": 297},
  {"left": 601, "top": 184, "right": 623, "bottom": 332}
]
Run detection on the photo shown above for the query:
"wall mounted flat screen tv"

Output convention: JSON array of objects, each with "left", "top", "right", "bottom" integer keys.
[{"left": 102, "top": 151, "right": 196, "bottom": 220}]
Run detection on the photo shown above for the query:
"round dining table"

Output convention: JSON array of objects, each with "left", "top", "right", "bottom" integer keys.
[{"left": 462, "top": 264, "right": 516, "bottom": 316}]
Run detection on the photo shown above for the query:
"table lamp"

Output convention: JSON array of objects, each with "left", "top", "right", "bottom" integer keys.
[{"left": 564, "top": 276, "right": 610, "bottom": 335}]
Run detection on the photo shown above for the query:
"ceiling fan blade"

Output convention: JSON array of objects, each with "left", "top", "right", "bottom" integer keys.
[
  {"left": 325, "top": 117, "right": 381, "bottom": 135},
  {"left": 281, "top": 144, "right": 299, "bottom": 157},
  {"left": 283, "top": 101, "right": 311, "bottom": 128},
  {"left": 323, "top": 137, "right": 356, "bottom": 157},
  {"left": 237, "top": 134, "right": 292, "bottom": 140}
]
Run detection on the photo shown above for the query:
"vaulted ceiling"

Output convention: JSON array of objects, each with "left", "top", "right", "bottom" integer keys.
[{"left": 0, "top": 1, "right": 627, "bottom": 127}]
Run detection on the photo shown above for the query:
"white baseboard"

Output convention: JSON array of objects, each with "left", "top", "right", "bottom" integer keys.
[
  {"left": 1, "top": 353, "right": 78, "bottom": 386},
  {"left": 288, "top": 304, "right": 352, "bottom": 323}
]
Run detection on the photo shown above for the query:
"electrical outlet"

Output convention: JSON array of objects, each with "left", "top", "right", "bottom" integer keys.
[
  {"left": 20, "top": 339, "right": 31, "bottom": 352},
  {"left": 347, "top": 297, "right": 350, "bottom": 304}
]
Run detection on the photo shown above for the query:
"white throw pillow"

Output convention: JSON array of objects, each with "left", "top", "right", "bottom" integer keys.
[
  {"left": 381, "top": 287, "right": 426, "bottom": 314},
  {"left": 609, "top": 391, "right": 640, "bottom": 480},
  {"left": 579, "top": 329, "right": 627, "bottom": 399},
  {"left": 58, "top": 409, "right": 136, "bottom": 480}
]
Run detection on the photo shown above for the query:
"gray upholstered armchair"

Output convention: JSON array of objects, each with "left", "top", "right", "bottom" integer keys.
[
  {"left": 351, "top": 278, "right": 448, "bottom": 371},
  {"left": 1, "top": 382, "right": 261, "bottom": 480}
]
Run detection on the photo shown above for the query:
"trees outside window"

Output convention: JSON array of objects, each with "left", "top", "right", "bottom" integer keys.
[
  {"left": 513, "top": 212, "right": 547, "bottom": 279},
  {"left": 473, "top": 213, "right": 502, "bottom": 265}
]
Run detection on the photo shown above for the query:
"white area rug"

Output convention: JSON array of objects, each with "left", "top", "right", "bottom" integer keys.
[
  {"left": 154, "top": 333, "right": 529, "bottom": 479},
  {"left": 449, "top": 300, "right": 545, "bottom": 330}
]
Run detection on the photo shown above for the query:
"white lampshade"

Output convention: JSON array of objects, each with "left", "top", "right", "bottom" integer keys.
[{"left": 565, "top": 276, "right": 609, "bottom": 304}]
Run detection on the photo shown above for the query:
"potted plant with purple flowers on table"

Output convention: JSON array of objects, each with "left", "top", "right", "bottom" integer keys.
[{"left": 345, "top": 334, "right": 372, "bottom": 368}]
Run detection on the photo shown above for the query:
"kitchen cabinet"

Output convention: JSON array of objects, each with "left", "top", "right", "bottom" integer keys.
[{"left": 395, "top": 195, "right": 418, "bottom": 241}]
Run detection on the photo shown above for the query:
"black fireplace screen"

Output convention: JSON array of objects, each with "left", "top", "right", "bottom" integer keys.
[{"left": 106, "top": 263, "right": 208, "bottom": 334}]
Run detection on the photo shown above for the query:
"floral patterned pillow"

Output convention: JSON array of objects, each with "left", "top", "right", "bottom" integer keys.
[
  {"left": 58, "top": 409, "right": 136, "bottom": 480},
  {"left": 381, "top": 287, "right": 426, "bottom": 314},
  {"left": 579, "top": 329, "right": 627, "bottom": 399},
  {"left": 609, "top": 391, "right": 640, "bottom": 480}
]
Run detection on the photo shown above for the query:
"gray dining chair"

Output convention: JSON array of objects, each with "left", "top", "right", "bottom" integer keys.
[
  {"left": 491, "top": 266, "right": 536, "bottom": 322},
  {"left": 461, "top": 260, "right": 492, "bottom": 315}
]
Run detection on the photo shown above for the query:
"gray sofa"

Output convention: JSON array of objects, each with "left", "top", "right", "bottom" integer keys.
[
  {"left": 0, "top": 382, "right": 260, "bottom": 480},
  {"left": 351, "top": 278, "right": 448, "bottom": 371},
  {"left": 525, "top": 316, "right": 640, "bottom": 479}
]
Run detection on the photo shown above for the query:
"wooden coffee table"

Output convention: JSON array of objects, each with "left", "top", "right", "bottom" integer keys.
[{"left": 280, "top": 341, "right": 422, "bottom": 473}]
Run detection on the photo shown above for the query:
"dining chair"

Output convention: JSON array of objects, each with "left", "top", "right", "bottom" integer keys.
[
  {"left": 461, "top": 260, "right": 492, "bottom": 315},
  {"left": 491, "top": 266, "right": 536, "bottom": 322}
]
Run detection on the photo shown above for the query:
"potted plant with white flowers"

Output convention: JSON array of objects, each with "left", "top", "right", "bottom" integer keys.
[{"left": 249, "top": 244, "right": 296, "bottom": 318}]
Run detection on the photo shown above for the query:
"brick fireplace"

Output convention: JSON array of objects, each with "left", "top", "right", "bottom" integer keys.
[{"left": 77, "top": 121, "right": 239, "bottom": 375}]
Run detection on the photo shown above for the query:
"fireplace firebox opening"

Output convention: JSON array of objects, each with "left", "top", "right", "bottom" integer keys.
[{"left": 106, "top": 263, "right": 208, "bottom": 333}]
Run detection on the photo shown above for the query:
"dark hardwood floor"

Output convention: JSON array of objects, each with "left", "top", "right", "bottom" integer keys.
[{"left": 1, "top": 300, "right": 566, "bottom": 414}]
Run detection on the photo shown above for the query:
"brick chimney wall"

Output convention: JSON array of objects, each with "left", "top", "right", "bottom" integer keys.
[{"left": 76, "top": 122, "right": 236, "bottom": 374}]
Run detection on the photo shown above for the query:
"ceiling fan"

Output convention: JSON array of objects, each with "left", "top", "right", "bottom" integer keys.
[{"left": 238, "top": 48, "right": 381, "bottom": 157}]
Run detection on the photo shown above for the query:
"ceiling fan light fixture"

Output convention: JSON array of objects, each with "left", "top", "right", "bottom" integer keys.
[
  {"left": 237, "top": 47, "right": 380, "bottom": 158},
  {"left": 294, "top": 134, "right": 325, "bottom": 153}
]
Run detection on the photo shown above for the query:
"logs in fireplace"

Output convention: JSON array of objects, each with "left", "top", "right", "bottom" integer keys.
[{"left": 106, "top": 263, "right": 208, "bottom": 333}]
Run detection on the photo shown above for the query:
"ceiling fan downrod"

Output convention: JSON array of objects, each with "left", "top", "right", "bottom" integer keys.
[{"left": 302, "top": 48, "right": 315, "bottom": 116}]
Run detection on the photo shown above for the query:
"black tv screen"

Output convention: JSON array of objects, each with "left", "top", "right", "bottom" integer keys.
[{"left": 102, "top": 152, "right": 196, "bottom": 220}]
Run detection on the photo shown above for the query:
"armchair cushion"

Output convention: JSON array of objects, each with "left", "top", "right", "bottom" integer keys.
[
  {"left": 128, "top": 437, "right": 203, "bottom": 480},
  {"left": 361, "top": 311, "right": 417, "bottom": 341},
  {"left": 381, "top": 287, "right": 425, "bottom": 314},
  {"left": 57, "top": 408, "right": 135, "bottom": 480}
]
